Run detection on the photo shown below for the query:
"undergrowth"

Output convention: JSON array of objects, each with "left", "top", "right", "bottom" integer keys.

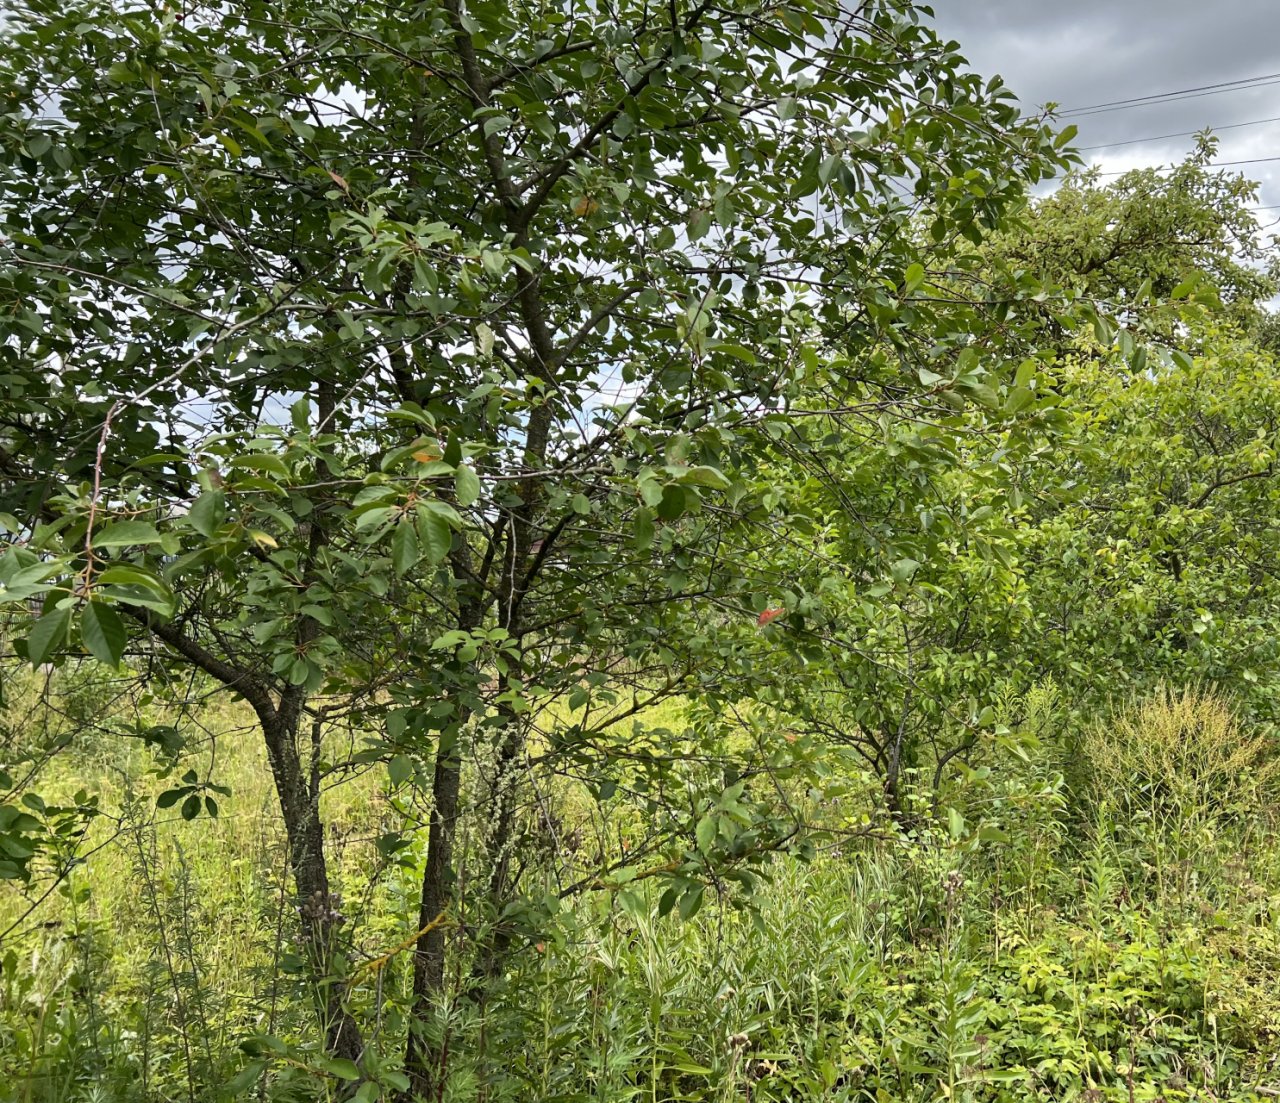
[{"left": 1, "top": 675, "right": 1278, "bottom": 1102}]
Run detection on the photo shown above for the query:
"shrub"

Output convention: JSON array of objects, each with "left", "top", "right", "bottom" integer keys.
[{"left": 1083, "top": 685, "right": 1280, "bottom": 825}]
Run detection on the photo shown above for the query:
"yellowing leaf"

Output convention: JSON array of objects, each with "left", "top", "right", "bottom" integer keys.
[{"left": 248, "top": 530, "right": 278, "bottom": 549}]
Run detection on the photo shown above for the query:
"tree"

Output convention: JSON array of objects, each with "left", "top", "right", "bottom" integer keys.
[
  {"left": 981, "top": 148, "right": 1280, "bottom": 724},
  {"left": 0, "top": 0, "right": 1071, "bottom": 1087},
  {"left": 1020, "top": 327, "right": 1280, "bottom": 722},
  {"left": 729, "top": 145, "right": 1280, "bottom": 820},
  {"left": 992, "top": 137, "right": 1276, "bottom": 335}
]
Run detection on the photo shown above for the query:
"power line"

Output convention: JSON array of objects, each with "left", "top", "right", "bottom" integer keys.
[
  {"left": 1193, "top": 155, "right": 1280, "bottom": 168},
  {"left": 1062, "top": 71, "right": 1280, "bottom": 116},
  {"left": 1093, "top": 155, "right": 1280, "bottom": 177},
  {"left": 1079, "top": 115, "right": 1280, "bottom": 151},
  {"left": 1067, "top": 79, "right": 1280, "bottom": 118}
]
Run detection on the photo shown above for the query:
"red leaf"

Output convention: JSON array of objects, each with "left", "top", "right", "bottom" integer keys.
[{"left": 757, "top": 607, "right": 784, "bottom": 627}]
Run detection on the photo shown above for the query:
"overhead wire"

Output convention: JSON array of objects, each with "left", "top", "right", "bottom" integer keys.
[
  {"left": 1092, "top": 155, "right": 1280, "bottom": 177},
  {"left": 1056, "top": 71, "right": 1280, "bottom": 225},
  {"left": 1063, "top": 72, "right": 1280, "bottom": 114},
  {"left": 1078, "top": 115, "right": 1280, "bottom": 151},
  {"left": 1061, "top": 71, "right": 1280, "bottom": 117}
]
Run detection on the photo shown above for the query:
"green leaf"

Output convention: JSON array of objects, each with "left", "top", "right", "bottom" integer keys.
[
  {"left": 96, "top": 564, "right": 168, "bottom": 593},
  {"left": 317, "top": 1057, "right": 361, "bottom": 1081},
  {"left": 956, "top": 379, "right": 1000, "bottom": 409},
  {"left": 678, "top": 884, "right": 705, "bottom": 919},
  {"left": 656, "top": 485, "right": 686, "bottom": 521},
  {"left": 633, "top": 508, "right": 655, "bottom": 551},
  {"left": 26, "top": 607, "right": 71, "bottom": 666},
  {"left": 817, "top": 153, "right": 842, "bottom": 186},
  {"left": 300, "top": 603, "right": 333, "bottom": 625},
  {"left": 695, "top": 814, "right": 716, "bottom": 853},
  {"left": 455, "top": 464, "right": 480, "bottom": 507},
  {"left": 92, "top": 520, "right": 162, "bottom": 548},
  {"left": 388, "top": 754, "right": 412, "bottom": 787},
  {"left": 181, "top": 793, "right": 202, "bottom": 820},
  {"left": 221, "top": 1060, "right": 267, "bottom": 1096},
  {"left": 228, "top": 454, "right": 290, "bottom": 479},
  {"left": 187, "top": 491, "right": 226, "bottom": 537},
  {"left": 890, "top": 558, "right": 920, "bottom": 582},
  {"left": 105, "top": 61, "right": 137, "bottom": 84},
  {"left": 638, "top": 478, "right": 665, "bottom": 507},
  {"left": 0, "top": 564, "right": 60, "bottom": 605},
  {"left": 381, "top": 1070, "right": 411, "bottom": 1092},
  {"left": 354, "top": 506, "right": 396, "bottom": 533},
  {"left": 974, "top": 1068, "right": 1030, "bottom": 1084},
  {"left": 917, "top": 366, "right": 945, "bottom": 387},
  {"left": 98, "top": 584, "right": 174, "bottom": 615},
  {"left": 711, "top": 342, "right": 757, "bottom": 364},
  {"left": 417, "top": 508, "right": 452, "bottom": 564},
  {"left": 674, "top": 465, "right": 731, "bottom": 490},
  {"left": 392, "top": 517, "right": 419, "bottom": 575},
  {"left": 657, "top": 886, "right": 679, "bottom": 918},
  {"left": 156, "top": 788, "right": 188, "bottom": 809},
  {"left": 1004, "top": 386, "right": 1035, "bottom": 416},
  {"left": 80, "top": 600, "right": 126, "bottom": 667}
]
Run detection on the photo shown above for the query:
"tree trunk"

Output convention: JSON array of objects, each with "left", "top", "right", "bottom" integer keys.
[
  {"left": 268, "top": 374, "right": 363, "bottom": 1060},
  {"left": 137, "top": 614, "right": 362, "bottom": 1060},
  {"left": 402, "top": 733, "right": 462, "bottom": 1098},
  {"left": 261, "top": 711, "right": 364, "bottom": 1062},
  {"left": 404, "top": 599, "right": 484, "bottom": 1099}
]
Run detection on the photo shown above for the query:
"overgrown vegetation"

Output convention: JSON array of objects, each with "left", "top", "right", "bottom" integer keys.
[
  {"left": 4, "top": 678, "right": 1279, "bottom": 1100},
  {"left": 2, "top": 0, "right": 1279, "bottom": 1098}
]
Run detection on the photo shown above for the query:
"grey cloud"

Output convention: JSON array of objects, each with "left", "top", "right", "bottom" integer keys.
[{"left": 925, "top": 0, "right": 1280, "bottom": 205}]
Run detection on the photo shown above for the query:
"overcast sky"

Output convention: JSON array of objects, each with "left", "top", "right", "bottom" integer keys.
[{"left": 928, "top": 1, "right": 1280, "bottom": 215}]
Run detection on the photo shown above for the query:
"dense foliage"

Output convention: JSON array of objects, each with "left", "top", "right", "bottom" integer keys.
[{"left": 1, "top": 0, "right": 1279, "bottom": 1100}]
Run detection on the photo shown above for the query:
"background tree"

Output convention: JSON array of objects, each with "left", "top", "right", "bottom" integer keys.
[
  {"left": 991, "top": 150, "right": 1280, "bottom": 723},
  {"left": 724, "top": 146, "right": 1280, "bottom": 822}
]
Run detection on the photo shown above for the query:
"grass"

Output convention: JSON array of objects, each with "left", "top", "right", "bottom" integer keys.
[{"left": 2, "top": 673, "right": 1280, "bottom": 1101}]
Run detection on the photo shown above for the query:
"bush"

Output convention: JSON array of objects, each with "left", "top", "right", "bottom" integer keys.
[{"left": 1082, "top": 685, "right": 1280, "bottom": 825}]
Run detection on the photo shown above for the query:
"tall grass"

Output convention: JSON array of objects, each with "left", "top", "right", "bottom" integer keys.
[{"left": 2, "top": 677, "right": 1279, "bottom": 1101}]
